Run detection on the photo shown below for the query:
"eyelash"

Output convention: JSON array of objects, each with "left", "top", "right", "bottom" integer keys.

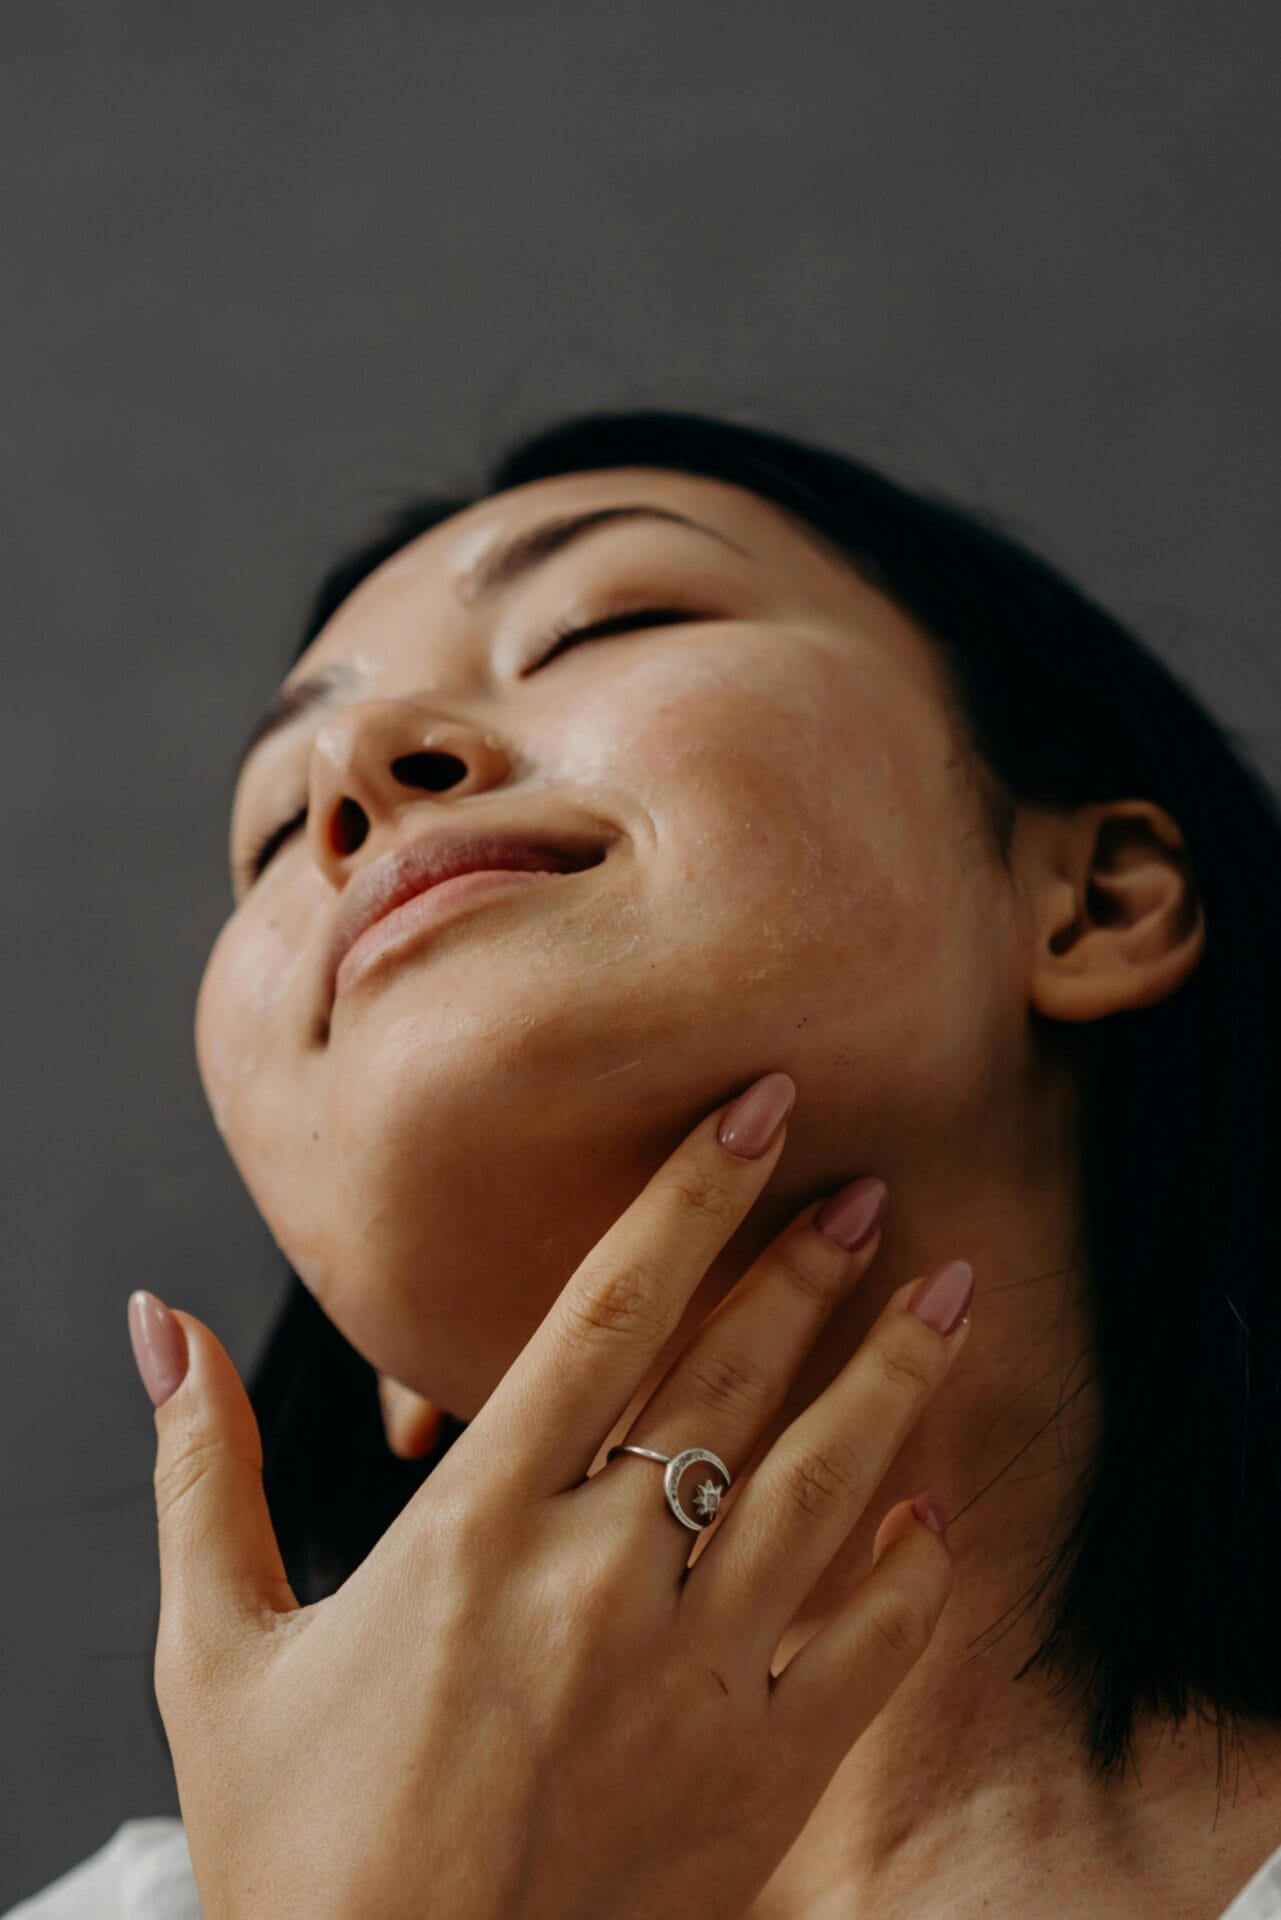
[
  {"left": 527, "top": 601, "right": 698, "bottom": 670},
  {"left": 234, "top": 603, "right": 703, "bottom": 889}
]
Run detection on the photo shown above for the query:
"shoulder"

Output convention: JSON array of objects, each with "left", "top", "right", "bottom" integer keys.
[
  {"left": 2, "top": 1818, "right": 198, "bottom": 1920},
  {"left": 1219, "top": 1833, "right": 1281, "bottom": 1920}
]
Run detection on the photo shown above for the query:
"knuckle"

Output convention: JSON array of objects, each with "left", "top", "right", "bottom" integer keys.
[
  {"left": 566, "top": 1563, "right": 623, "bottom": 1634},
  {"left": 780, "top": 1434, "right": 869, "bottom": 1521},
  {"left": 152, "top": 1656, "right": 184, "bottom": 1724},
  {"left": 872, "top": 1332, "right": 940, "bottom": 1403},
  {"left": 565, "top": 1261, "right": 669, "bottom": 1347},
  {"left": 153, "top": 1617, "right": 232, "bottom": 1718},
  {"left": 554, "top": 1539, "right": 633, "bottom": 1640},
  {"left": 866, "top": 1594, "right": 933, "bottom": 1664},
  {"left": 434, "top": 1491, "right": 506, "bottom": 1568},
  {"left": 682, "top": 1342, "right": 773, "bottom": 1421},
  {"left": 152, "top": 1647, "right": 189, "bottom": 1725},
  {"left": 152, "top": 1435, "right": 232, "bottom": 1527},
  {"left": 669, "top": 1166, "right": 740, "bottom": 1233},
  {"left": 772, "top": 1237, "right": 844, "bottom": 1310}
]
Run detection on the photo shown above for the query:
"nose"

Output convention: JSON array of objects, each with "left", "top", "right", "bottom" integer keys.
[{"left": 305, "top": 699, "right": 514, "bottom": 879}]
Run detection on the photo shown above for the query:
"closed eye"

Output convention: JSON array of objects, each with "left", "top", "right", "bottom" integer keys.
[
  {"left": 235, "top": 605, "right": 708, "bottom": 892},
  {"left": 527, "top": 605, "right": 704, "bottom": 672},
  {"left": 237, "top": 805, "right": 308, "bottom": 888}
]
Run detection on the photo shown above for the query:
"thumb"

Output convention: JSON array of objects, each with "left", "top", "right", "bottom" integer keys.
[
  {"left": 376, "top": 1372, "right": 443, "bottom": 1459},
  {"left": 128, "top": 1290, "right": 299, "bottom": 1666},
  {"left": 871, "top": 1492, "right": 949, "bottom": 1567}
]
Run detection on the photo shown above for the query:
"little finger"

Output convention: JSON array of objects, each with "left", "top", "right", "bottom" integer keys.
[
  {"left": 687, "top": 1260, "right": 973, "bottom": 1658},
  {"left": 769, "top": 1493, "right": 955, "bottom": 1787}
]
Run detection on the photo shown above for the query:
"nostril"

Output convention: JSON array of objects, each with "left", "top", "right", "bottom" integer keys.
[
  {"left": 393, "top": 749, "right": 470, "bottom": 794},
  {"left": 332, "top": 796, "right": 367, "bottom": 856}
]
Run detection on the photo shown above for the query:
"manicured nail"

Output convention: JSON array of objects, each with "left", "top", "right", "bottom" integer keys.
[
  {"left": 717, "top": 1072, "right": 797, "bottom": 1159},
  {"left": 815, "top": 1176, "right": 889, "bottom": 1251},
  {"left": 913, "top": 1491, "right": 948, "bottom": 1536},
  {"left": 907, "top": 1259, "right": 974, "bottom": 1336},
  {"left": 127, "top": 1290, "right": 189, "bottom": 1407}
]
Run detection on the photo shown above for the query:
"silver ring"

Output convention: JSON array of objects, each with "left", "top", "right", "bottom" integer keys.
[{"left": 604, "top": 1443, "right": 732, "bottom": 1532}]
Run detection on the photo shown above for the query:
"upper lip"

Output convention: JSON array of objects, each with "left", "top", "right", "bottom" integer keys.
[{"left": 322, "top": 819, "right": 610, "bottom": 1013}]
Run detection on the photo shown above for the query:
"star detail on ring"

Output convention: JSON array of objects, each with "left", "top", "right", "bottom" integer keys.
[{"left": 692, "top": 1478, "right": 723, "bottom": 1521}]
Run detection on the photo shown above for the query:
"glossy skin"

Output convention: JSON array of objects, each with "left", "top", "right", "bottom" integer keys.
[
  {"left": 190, "top": 468, "right": 1279, "bottom": 1916},
  {"left": 199, "top": 464, "right": 995, "bottom": 1412}
]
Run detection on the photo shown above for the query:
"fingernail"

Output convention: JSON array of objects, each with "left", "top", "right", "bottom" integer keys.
[
  {"left": 907, "top": 1259, "right": 974, "bottom": 1336},
  {"left": 127, "top": 1290, "right": 189, "bottom": 1408},
  {"left": 717, "top": 1072, "right": 796, "bottom": 1159},
  {"left": 814, "top": 1176, "right": 889, "bottom": 1251},
  {"left": 913, "top": 1492, "right": 948, "bottom": 1536}
]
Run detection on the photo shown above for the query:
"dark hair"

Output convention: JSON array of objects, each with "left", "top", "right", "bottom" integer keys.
[{"left": 246, "top": 408, "right": 1281, "bottom": 1783}]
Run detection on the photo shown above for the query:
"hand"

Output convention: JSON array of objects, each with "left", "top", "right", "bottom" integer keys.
[
  {"left": 129, "top": 1071, "right": 973, "bottom": 1920},
  {"left": 376, "top": 1371, "right": 443, "bottom": 1458}
]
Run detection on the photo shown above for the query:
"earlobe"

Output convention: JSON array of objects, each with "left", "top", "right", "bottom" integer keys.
[
  {"left": 376, "top": 1373, "right": 444, "bottom": 1459},
  {"left": 1025, "top": 800, "right": 1206, "bottom": 1024}
]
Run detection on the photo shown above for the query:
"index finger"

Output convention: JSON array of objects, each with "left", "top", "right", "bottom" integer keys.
[{"left": 477, "top": 1071, "right": 797, "bottom": 1498}]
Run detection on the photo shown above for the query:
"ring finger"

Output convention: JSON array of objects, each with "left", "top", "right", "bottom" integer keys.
[
  {"left": 585, "top": 1171, "right": 892, "bottom": 1554},
  {"left": 687, "top": 1260, "right": 974, "bottom": 1664}
]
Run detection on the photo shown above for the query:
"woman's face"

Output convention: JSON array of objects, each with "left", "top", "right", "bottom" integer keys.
[{"left": 196, "top": 466, "right": 1027, "bottom": 1417}]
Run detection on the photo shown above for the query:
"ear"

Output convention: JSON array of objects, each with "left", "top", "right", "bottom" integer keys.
[
  {"left": 1019, "top": 799, "right": 1206, "bottom": 1023},
  {"left": 375, "top": 1373, "right": 444, "bottom": 1459}
]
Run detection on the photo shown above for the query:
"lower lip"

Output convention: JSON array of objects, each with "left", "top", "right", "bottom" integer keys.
[{"left": 333, "top": 867, "right": 581, "bottom": 1001}]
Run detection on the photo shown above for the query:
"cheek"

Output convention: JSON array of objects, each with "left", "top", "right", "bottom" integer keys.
[
  {"left": 574, "top": 646, "right": 956, "bottom": 991},
  {"left": 194, "top": 905, "right": 313, "bottom": 1136}
]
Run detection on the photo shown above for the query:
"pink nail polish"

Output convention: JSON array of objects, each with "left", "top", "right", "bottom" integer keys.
[
  {"left": 913, "top": 1492, "right": 948, "bottom": 1536},
  {"left": 717, "top": 1072, "right": 796, "bottom": 1159},
  {"left": 127, "top": 1290, "right": 189, "bottom": 1407},
  {"left": 815, "top": 1176, "right": 889, "bottom": 1250},
  {"left": 907, "top": 1260, "right": 974, "bottom": 1336}
]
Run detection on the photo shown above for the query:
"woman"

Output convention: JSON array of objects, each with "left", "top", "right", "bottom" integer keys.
[{"left": 11, "top": 409, "right": 1281, "bottom": 1918}]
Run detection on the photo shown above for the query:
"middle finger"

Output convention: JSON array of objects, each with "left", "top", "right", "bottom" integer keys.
[
  {"left": 585, "top": 1174, "right": 891, "bottom": 1544},
  {"left": 690, "top": 1259, "right": 974, "bottom": 1659}
]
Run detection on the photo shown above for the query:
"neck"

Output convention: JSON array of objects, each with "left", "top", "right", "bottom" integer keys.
[
  {"left": 743, "top": 1093, "right": 1112, "bottom": 1911},
  {"left": 602, "top": 1059, "right": 1281, "bottom": 1916}
]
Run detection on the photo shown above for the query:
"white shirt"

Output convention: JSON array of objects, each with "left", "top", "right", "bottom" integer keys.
[
  {"left": 5, "top": 1816, "right": 1281, "bottom": 1917},
  {"left": 2, "top": 1822, "right": 199, "bottom": 1920}
]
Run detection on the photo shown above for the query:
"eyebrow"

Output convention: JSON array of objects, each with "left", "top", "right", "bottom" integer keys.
[{"left": 232, "top": 504, "right": 747, "bottom": 781}]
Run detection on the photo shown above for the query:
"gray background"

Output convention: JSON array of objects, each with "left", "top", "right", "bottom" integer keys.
[{"left": 3, "top": 1, "right": 1278, "bottom": 1906}]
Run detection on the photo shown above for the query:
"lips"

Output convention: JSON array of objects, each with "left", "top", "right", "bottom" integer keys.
[{"left": 322, "top": 824, "right": 609, "bottom": 1016}]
